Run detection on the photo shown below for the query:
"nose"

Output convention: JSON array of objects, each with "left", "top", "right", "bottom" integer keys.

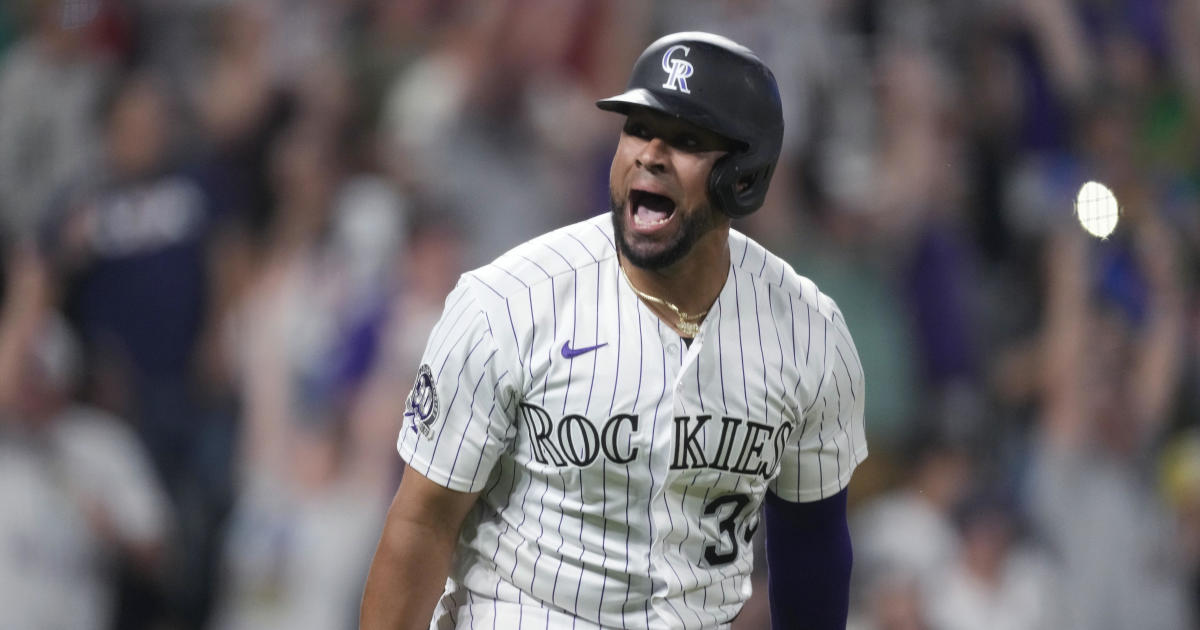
[{"left": 634, "top": 137, "right": 669, "bottom": 173}]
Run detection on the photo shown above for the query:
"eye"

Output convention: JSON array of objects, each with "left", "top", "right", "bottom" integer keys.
[
  {"left": 675, "top": 134, "right": 701, "bottom": 151},
  {"left": 624, "top": 121, "right": 652, "bottom": 140}
]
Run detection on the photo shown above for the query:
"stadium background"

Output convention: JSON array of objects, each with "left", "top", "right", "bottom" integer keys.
[{"left": 0, "top": 0, "right": 1196, "bottom": 628}]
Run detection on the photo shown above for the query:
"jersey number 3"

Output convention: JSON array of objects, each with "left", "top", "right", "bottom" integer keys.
[{"left": 702, "top": 493, "right": 757, "bottom": 566}]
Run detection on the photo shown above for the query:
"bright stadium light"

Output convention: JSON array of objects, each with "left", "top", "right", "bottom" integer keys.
[{"left": 1075, "top": 181, "right": 1119, "bottom": 239}]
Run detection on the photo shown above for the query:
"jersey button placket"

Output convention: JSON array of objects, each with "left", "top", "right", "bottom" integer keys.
[{"left": 645, "top": 325, "right": 682, "bottom": 624}]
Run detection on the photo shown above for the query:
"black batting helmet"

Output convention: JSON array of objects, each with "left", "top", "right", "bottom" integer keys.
[{"left": 597, "top": 31, "right": 784, "bottom": 218}]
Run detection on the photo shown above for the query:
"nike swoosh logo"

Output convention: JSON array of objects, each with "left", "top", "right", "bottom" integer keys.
[{"left": 561, "top": 340, "right": 607, "bottom": 359}]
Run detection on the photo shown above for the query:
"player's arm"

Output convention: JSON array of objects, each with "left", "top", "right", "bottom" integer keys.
[
  {"left": 363, "top": 274, "right": 516, "bottom": 628},
  {"left": 763, "top": 489, "right": 851, "bottom": 630},
  {"left": 361, "top": 468, "right": 480, "bottom": 630},
  {"left": 766, "top": 298, "right": 866, "bottom": 629}
]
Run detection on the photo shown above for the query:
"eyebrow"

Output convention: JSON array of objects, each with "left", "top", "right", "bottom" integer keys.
[{"left": 628, "top": 114, "right": 737, "bottom": 150}]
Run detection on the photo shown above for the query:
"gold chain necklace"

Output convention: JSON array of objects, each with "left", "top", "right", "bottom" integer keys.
[{"left": 621, "top": 270, "right": 708, "bottom": 337}]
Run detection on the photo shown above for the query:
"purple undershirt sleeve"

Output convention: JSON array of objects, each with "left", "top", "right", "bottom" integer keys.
[{"left": 764, "top": 488, "right": 852, "bottom": 630}]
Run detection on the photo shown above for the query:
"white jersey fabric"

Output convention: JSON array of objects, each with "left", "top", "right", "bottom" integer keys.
[{"left": 398, "top": 215, "right": 867, "bottom": 629}]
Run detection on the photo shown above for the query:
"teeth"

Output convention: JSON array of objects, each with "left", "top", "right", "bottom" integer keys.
[{"left": 633, "top": 213, "right": 671, "bottom": 227}]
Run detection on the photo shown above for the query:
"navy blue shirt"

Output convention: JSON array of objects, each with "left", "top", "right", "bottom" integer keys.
[{"left": 52, "top": 168, "right": 218, "bottom": 381}]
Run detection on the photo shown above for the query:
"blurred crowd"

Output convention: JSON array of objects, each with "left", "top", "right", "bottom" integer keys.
[{"left": 0, "top": 1, "right": 1196, "bottom": 629}]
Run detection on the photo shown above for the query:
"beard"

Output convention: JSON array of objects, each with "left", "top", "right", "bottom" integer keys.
[{"left": 610, "top": 194, "right": 719, "bottom": 270}]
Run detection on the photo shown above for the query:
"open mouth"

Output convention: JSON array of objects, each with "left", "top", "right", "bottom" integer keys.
[{"left": 629, "top": 189, "right": 676, "bottom": 228}]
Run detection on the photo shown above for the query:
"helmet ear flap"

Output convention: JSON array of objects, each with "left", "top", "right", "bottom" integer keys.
[
  {"left": 708, "top": 154, "right": 739, "bottom": 217},
  {"left": 708, "top": 155, "right": 775, "bottom": 219}
]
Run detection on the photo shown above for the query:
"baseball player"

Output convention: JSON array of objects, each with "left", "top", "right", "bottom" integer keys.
[{"left": 362, "top": 32, "right": 866, "bottom": 630}]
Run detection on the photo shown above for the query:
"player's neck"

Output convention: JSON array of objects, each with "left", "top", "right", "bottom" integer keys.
[{"left": 620, "top": 227, "right": 730, "bottom": 327}]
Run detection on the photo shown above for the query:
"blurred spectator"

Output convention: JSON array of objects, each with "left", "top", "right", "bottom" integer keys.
[
  {"left": 0, "top": 0, "right": 111, "bottom": 238},
  {"left": 191, "top": 2, "right": 292, "bottom": 239},
  {"left": 1158, "top": 428, "right": 1200, "bottom": 627},
  {"left": 40, "top": 68, "right": 234, "bottom": 627},
  {"left": 380, "top": 0, "right": 635, "bottom": 265},
  {"left": 206, "top": 118, "right": 401, "bottom": 630},
  {"left": 871, "top": 43, "right": 985, "bottom": 442},
  {"left": 853, "top": 432, "right": 971, "bottom": 593},
  {"left": 927, "top": 495, "right": 1060, "bottom": 630},
  {"left": 1026, "top": 216, "right": 1192, "bottom": 630},
  {"left": 384, "top": 214, "right": 467, "bottom": 377},
  {"left": 848, "top": 570, "right": 930, "bottom": 630},
  {"left": 0, "top": 246, "right": 171, "bottom": 630},
  {"left": 42, "top": 69, "right": 223, "bottom": 485}
]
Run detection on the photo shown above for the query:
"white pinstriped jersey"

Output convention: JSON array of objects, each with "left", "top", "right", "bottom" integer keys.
[{"left": 397, "top": 214, "right": 867, "bottom": 630}]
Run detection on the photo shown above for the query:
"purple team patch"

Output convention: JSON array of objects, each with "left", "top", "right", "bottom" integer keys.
[{"left": 405, "top": 364, "right": 439, "bottom": 439}]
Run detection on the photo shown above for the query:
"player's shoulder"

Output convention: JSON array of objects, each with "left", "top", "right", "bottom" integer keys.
[
  {"left": 461, "top": 214, "right": 617, "bottom": 301},
  {"left": 728, "top": 228, "right": 842, "bottom": 323}
]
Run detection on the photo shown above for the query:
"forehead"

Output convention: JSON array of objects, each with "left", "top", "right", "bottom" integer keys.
[{"left": 623, "top": 107, "right": 739, "bottom": 148}]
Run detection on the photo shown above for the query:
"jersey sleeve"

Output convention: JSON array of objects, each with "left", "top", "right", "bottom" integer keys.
[
  {"left": 397, "top": 277, "right": 518, "bottom": 493},
  {"left": 769, "top": 303, "right": 867, "bottom": 502}
]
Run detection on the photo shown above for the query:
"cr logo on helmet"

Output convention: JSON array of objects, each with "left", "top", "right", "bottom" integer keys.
[{"left": 661, "top": 45, "right": 694, "bottom": 93}]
